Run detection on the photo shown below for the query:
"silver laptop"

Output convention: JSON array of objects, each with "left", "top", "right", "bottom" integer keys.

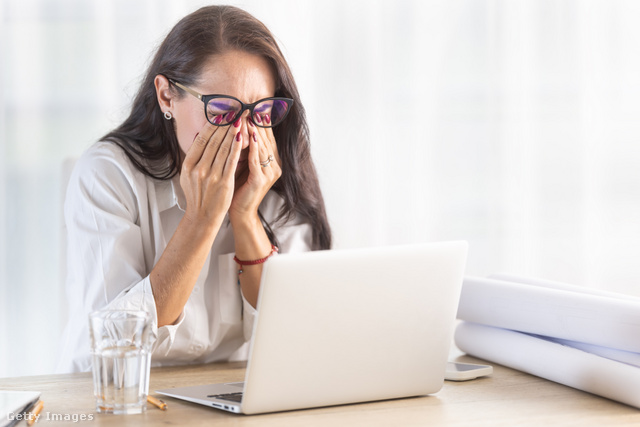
[{"left": 157, "top": 241, "right": 468, "bottom": 415}]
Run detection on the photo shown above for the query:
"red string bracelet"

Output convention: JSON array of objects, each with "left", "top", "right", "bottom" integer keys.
[{"left": 234, "top": 245, "right": 279, "bottom": 275}]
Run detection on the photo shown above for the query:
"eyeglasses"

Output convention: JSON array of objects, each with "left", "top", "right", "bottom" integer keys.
[{"left": 169, "top": 79, "right": 293, "bottom": 128}]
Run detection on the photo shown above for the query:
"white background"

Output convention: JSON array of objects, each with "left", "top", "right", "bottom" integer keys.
[{"left": 1, "top": 0, "right": 639, "bottom": 377}]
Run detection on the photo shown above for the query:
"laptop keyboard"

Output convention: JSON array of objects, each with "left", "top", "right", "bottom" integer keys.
[{"left": 207, "top": 392, "right": 243, "bottom": 403}]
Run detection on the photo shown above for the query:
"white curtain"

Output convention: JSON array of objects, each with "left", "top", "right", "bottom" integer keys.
[{"left": 2, "top": 0, "right": 639, "bottom": 377}]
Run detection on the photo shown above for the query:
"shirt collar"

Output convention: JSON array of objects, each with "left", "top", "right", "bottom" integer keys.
[{"left": 156, "top": 174, "right": 187, "bottom": 213}]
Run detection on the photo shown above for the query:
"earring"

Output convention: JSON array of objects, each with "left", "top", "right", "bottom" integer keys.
[{"left": 163, "top": 111, "right": 173, "bottom": 120}]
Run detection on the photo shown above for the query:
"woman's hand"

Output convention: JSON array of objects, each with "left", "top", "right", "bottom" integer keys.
[
  {"left": 180, "top": 119, "right": 243, "bottom": 231},
  {"left": 151, "top": 119, "right": 242, "bottom": 326},
  {"left": 226, "top": 115, "right": 281, "bottom": 308},
  {"left": 229, "top": 115, "right": 281, "bottom": 223}
]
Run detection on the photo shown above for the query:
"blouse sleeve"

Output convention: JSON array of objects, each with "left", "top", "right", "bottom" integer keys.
[{"left": 63, "top": 147, "right": 183, "bottom": 369}]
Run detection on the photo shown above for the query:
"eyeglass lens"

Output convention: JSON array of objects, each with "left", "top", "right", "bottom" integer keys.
[{"left": 206, "top": 98, "right": 290, "bottom": 127}]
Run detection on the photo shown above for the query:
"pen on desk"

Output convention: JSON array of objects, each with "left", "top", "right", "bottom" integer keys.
[
  {"left": 147, "top": 395, "right": 167, "bottom": 410},
  {"left": 27, "top": 400, "right": 43, "bottom": 426}
]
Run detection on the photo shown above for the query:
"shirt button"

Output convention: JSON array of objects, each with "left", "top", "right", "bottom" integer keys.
[
  {"left": 194, "top": 286, "right": 201, "bottom": 293},
  {"left": 195, "top": 344, "right": 204, "bottom": 351}
]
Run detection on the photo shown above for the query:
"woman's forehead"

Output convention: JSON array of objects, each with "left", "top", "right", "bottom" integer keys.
[{"left": 197, "top": 51, "right": 277, "bottom": 101}]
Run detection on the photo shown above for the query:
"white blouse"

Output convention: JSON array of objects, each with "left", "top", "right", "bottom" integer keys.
[{"left": 56, "top": 141, "right": 313, "bottom": 373}]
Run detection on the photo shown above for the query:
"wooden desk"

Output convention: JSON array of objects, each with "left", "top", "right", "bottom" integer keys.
[{"left": 1, "top": 355, "right": 639, "bottom": 426}]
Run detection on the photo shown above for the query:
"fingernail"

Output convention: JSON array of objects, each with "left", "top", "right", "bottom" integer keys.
[
  {"left": 233, "top": 118, "right": 241, "bottom": 128},
  {"left": 252, "top": 132, "right": 257, "bottom": 142},
  {"left": 264, "top": 114, "right": 271, "bottom": 124},
  {"left": 213, "top": 115, "right": 222, "bottom": 124},
  {"left": 225, "top": 112, "right": 235, "bottom": 122},
  {"left": 235, "top": 132, "right": 242, "bottom": 142},
  {"left": 248, "top": 120, "right": 255, "bottom": 127},
  {"left": 193, "top": 133, "right": 199, "bottom": 141},
  {"left": 255, "top": 114, "right": 262, "bottom": 123}
]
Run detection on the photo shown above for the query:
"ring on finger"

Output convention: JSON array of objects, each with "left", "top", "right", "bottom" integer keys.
[{"left": 260, "top": 155, "right": 275, "bottom": 167}]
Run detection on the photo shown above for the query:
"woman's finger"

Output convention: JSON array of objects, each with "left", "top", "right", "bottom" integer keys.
[
  {"left": 255, "top": 129, "right": 271, "bottom": 170},
  {"left": 212, "top": 119, "right": 242, "bottom": 175},
  {"left": 182, "top": 120, "right": 219, "bottom": 171},
  {"left": 223, "top": 128, "right": 244, "bottom": 180},
  {"left": 199, "top": 115, "right": 232, "bottom": 169},
  {"left": 247, "top": 128, "right": 262, "bottom": 174},
  {"left": 254, "top": 123, "right": 280, "bottom": 166},
  {"left": 252, "top": 127, "right": 282, "bottom": 181}
]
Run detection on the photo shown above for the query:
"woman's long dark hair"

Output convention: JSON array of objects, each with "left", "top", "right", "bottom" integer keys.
[{"left": 103, "top": 5, "right": 331, "bottom": 250}]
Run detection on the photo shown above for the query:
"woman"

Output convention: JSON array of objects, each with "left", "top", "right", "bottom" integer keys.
[{"left": 56, "top": 5, "right": 331, "bottom": 373}]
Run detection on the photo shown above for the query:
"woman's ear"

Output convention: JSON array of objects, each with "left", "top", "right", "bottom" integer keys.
[{"left": 154, "top": 75, "right": 174, "bottom": 114}]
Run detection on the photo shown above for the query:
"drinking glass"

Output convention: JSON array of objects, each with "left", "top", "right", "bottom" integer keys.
[{"left": 89, "top": 310, "right": 152, "bottom": 414}]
